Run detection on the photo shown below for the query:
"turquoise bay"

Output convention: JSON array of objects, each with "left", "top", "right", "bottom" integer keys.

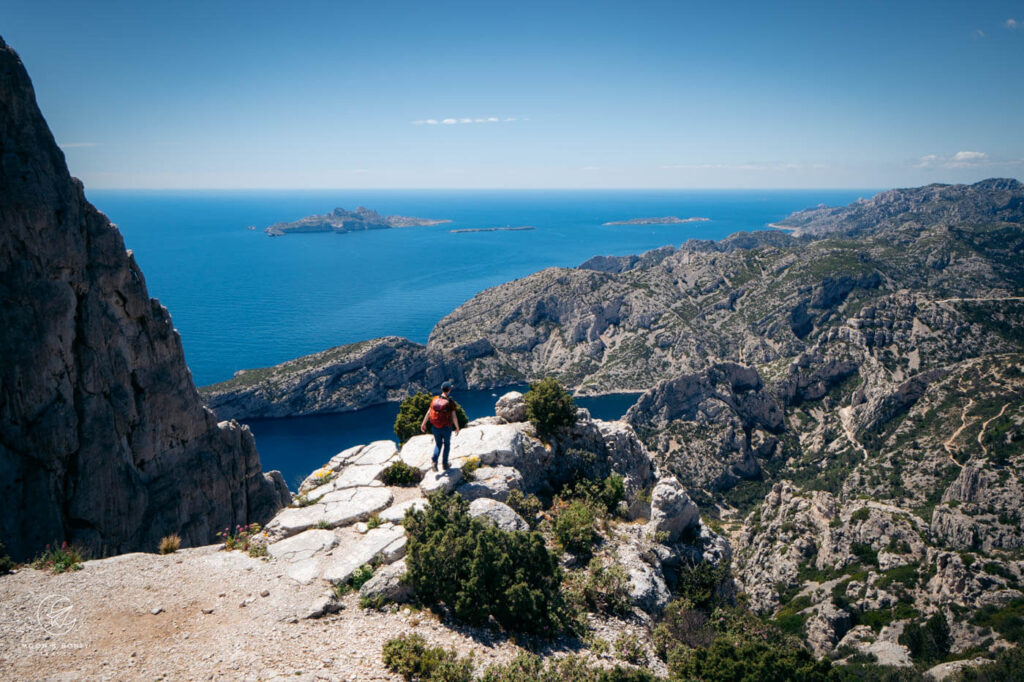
[{"left": 91, "top": 189, "right": 870, "bottom": 486}]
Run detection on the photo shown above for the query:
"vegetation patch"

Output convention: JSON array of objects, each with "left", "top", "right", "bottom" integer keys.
[
  {"left": 0, "top": 541, "right": 14, "bottom": 575},
  {"left": 158, "top": 534, "right": 181, "bottom": 555},
  {"left": 405, "top": 493, "right": 567, "bottom": 635},
  {"left": 381, "top": 460, "right": 421, "bottom": 486},
  {"left": 524, "top": 377, "right": 576, "bottom": 438},
  {"left": 394, "top": 392, "right": 469, "bottom": 443},
  {"left": 32, "top": 542, "right": 83, "bottom": 575},
  {"left": 969, "top": 597, "right": 1024, "bottom": 644}
]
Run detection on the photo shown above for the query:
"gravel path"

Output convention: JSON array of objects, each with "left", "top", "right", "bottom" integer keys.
[{"left": 0, "top": 544, "right": 532, "bottom": 681}]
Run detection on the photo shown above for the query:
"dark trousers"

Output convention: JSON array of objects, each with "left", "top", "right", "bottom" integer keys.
[{"left": 432, "top": 426, "right": 452, "bottom": 466}]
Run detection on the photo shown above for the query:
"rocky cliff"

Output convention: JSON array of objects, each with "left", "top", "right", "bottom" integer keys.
[
  {"left": 0, "top": 38, "right": 287, "bottom": 562},
  {"left": 201, "top": 177, "right": 1024, "bottom": 669}
]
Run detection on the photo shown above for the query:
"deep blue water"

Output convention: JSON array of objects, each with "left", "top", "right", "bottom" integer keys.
[
  {"left": 247, "top": 388, "right": 643, "bottom": 489},
  {"left": 87, "top": 188, "right": 871, "bottom": 485}
]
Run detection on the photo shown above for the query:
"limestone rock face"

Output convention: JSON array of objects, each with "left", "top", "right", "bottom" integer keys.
[
  {"left": 646, "top": 477, "right": 699, "bottom": 543},
  {"left": 468, "top": 498, "right": 529, "bottom": 532},
  {"left": 495, "top": 391, "right": 527, "bottom": 423},
  {"left": 0, "top": 39, "right": 283, "bottom": 562}
]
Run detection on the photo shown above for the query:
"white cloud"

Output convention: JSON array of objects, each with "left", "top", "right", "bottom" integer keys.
[
  {"left": 1006, "top": 18, "right": 1018, "bottom": 29},
  {"left": 975, "top": 29, "right": 985, "bottom": 38},
  {"left": 411, "top": 116, "right": 522, "bottom": 126},
  {"left": 916, "top": 151, "right": 991, "bottom": 168},
  {"left": 59, "top": 142, "right": 99, "bottom": 148}
]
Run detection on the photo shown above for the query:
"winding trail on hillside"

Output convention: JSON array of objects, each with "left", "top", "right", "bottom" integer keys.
[
  {"left": 977, "top": 402, "right": 1011, "bottom": 456},
  {"left": 944, "top": 396, "right": 975, "bottom": 467}
]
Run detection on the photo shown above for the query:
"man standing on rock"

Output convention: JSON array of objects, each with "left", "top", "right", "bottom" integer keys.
[{"left": 420, "top": 380, "right": 460, "bottom": 471}]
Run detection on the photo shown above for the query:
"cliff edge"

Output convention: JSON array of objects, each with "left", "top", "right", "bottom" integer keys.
[{"left": 0, "top": 37, "right": 287, "bottom": 562}]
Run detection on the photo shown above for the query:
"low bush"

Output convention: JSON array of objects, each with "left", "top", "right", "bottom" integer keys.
[
  {"left": 0, "top": 541, "right": 13, "bottom": 574},
  {"left": 405, "top": 493, "right": 566, "bottom": 635},
  {"left": 674, "top": 558, "right": 732, "bottom": 611},
  {"left": 652, "top": 600, "right": 716, "bottom": 659},
  {"left": 334, "top": 563, "right": 376, "bottom": 598},
  {"left": 951, "top": 645, "right": 1024, "bottom": 681},
  {"left": 32, "top": 542, "right": 83, "bottom": 574},
  {"left": 563, "top": 474, "right": 626, "bottom": 516},
  {"left": 159, "top": 534, "right": 181, "bottom": 555},
  {"left": 613, "top": 632, "right": 646, "bottom": 665},
  {"left": 381, "top": 460, "right": 421, "bottom": 486},
  {"left": 217, "top": 523, "right": 267, "bottom": 557},
  {"left": 899, "top": 612, "right": 951, "bottom": 664},
  {"left": 366, "top": 514, "right": 383, "bottom": 529},
  {"left": 565, "top": 557, "right": 631, "bottom": 616},
  {"left": 506, "top": 489, "right": 543, "bottom": 528},
  {"left": 394, "top": 392, "right": 469, "bottom": 444},
  {"left": 461, "top": 455, "right": 481, "bottom": 479},
  {"left": 381, "top": 634, "right": 473, "bottom": 681},
  {"left": 667, "top": 636, "right": 830, "bottom": 681},
  {"left": 970, "top": 597, "right": 1024, "bottom": 643},
  {"left": 524, "top": 377, "right": 576, "bottom": 438},
  {"left": 553, "top": 499, "right": 599, "bottom": 555},
  {"left": 480, "top": 652, "right": 659, "bottom": 682}
]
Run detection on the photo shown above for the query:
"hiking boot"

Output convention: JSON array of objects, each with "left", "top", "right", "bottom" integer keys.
[
  {"left": 431, "top": 461, "right": 438, "bottom": 472},
  {"left": 442, "top": 460, "right": 450, "bottom": 471}
]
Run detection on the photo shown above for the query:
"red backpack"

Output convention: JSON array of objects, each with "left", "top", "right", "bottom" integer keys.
[{"left": 428, "top": 396, "right": 453, "bottom": 428}]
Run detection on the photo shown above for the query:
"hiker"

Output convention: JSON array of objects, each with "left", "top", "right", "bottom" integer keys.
[{"left": 420, "top": 380, "right": 460, "bottom": 471}]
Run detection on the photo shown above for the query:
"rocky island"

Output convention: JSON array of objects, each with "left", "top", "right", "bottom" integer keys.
[
  {"left": 603, "top": 216, "right": 711, "bottom": 225},
  {"left": 263, "top": 206, "right": 451, "bottom": 236},
  {"left": 450, "top": 225, "right": 535, "bottom": 233},
  {"left": 201, "top": 177, "right": 1024, "bottom": 676}
]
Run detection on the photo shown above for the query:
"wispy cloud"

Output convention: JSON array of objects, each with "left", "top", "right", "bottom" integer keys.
[
  {"left": 412, "top": 116, "right": 522, "bottom": 126},
  {"left": 916, "top": 150, "right": 990, "bottom": 168},
  {"left": 974, "top": 28, "right": 985, "bottom": 38},
  {"left": 1006, "top": 18, "right": 1018, "bottom": 29},
  {"left": 59, "top": 142, "right": 99, "bottom": 149}
]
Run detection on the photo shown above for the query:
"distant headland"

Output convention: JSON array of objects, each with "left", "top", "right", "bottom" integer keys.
[
  {"left": 449, "top": 225, "right": 535, "bottom": 233},
  {"left": 603, "top": 216, "right": 711, "bottom": 226},
  {"left": 264, "top": 206, "right": 451, "bottom": 236}
]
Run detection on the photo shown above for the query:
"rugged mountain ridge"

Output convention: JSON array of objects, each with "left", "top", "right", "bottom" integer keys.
[
  {"left": 0, "top": 38, "right": 287, "bottom": 562},
  {"left": 201, "top": 177, "right": 1024, "bottom": 668}
]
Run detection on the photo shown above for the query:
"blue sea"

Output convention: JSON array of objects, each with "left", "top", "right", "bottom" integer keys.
[{"left": 89, "top": 188, "right": 870, "bottom": 486}]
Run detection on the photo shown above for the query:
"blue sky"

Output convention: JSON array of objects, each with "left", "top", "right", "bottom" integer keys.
[{"left": 4, "top": 0, "right": 1023, "bottom": 189}]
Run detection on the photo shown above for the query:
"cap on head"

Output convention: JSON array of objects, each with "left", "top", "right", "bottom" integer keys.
[{"left": 441, "top": 380, "right": 453, "bottom": 392}]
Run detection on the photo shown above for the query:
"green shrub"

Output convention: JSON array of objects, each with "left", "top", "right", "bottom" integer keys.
[
  {"left": 674, "top": 559, "right": 732, "bottom": 611},
  {"left": 829, "top": 662, "right": 927, "bottom": 681},
  {"left": 564, "top": 474, "right": 626, "bottom": 516},
  {"left": 565, "top": 557, "right": 631, "bottom": 616},
  {"left": 668, "top": 637, "right": 830, "bottom": 681},
  {"left": 506, "top": 489, "right": 543, "bottom": 528},
  {"left": 652, "top": 600, "right": 716, "bottom": 659},
  {"left": 405, "top": 493, "right": 566, "bottom": 635},
  {"left": 0, "top": 541, "right": 13, "bottom": 575},
  {"left": 899, "top": 612, "right": 950, "bottom": 663},
  {"left": 970, "top": 597, "right": 1024, "bottom": 644},
  {"left": 366, "top": 514, "right": 383, "bottom": 529},
  {"left": 333, "top": 563, "right": 375, "bottom": 597},
  {"left": 850, "top": 542, "right": 879, "bottom": 567},
  {"left": 614, "top": 632, "right": 647, "bottom": 665},
  {"left": 851, "top": 507, "right": 870, "bottom": 522},
  {"left": 394, "top": 392, "right": 469, "bottom": 444},
  {"left": 524, "top": 377, "right": 576, "bottom": 438},
  {"left": 381, "top": 460, "right": 422, "bottom": 486},
  {"left": 553, "top": 499, "right": 598, "bottom": 555},
  {"left": 381, "top": 633, "right": 473, "bottom": 681},
  {"left": 31, "top": 542, "right": 83, "bottom": 574},
  {"left": 480, "top": 653, "right": 658, "bottom": 682},
  {"left": 951, "top": 645, "right": 1024, "bottom": 681}
]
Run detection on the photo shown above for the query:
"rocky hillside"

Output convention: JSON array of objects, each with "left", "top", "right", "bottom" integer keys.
[
  {"left": 0, "top": 38, "right": 287, "bottom": 562},
  {"left": 201, "top": 177, "right": 1024, "bottom": 672}
]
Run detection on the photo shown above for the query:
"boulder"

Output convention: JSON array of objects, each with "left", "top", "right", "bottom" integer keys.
[
  {"left": 805, "top": 601, "right": 852, "bottom": 657},
  {"left": 350, "top": 440, "right": 400, "bottom": 466},
  {"left": 616, "top": 540, "right": 670, "bottom": 615},
  {"left": 495, "top": 391, "right": 528, "bottom": 423},
  {"left": 267, "top": 529, "right": 338, "bottom": 563},
  {"left": 266, "top": 486, "right": 393, "bottom": 538},
  {"left": 455, "top": 466, "right": 523, "bottom": 502},
  {"left": 420, "top": 468, "right": 465, "bottom": 495},
  {"left": 468, "top": 498, "right": 529, "bottom": 532},
  {"left": 647, "top": 477, "right": 699, "bottom": 543},
  {"left": 379, "top": 498, "right": 428, "bottom": 524},
  {"left": 320, "top": 524, "right": 406, "bottom": 584},
  {"left": 358, "top": 559, "right": 414, "bottom": 604}
]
